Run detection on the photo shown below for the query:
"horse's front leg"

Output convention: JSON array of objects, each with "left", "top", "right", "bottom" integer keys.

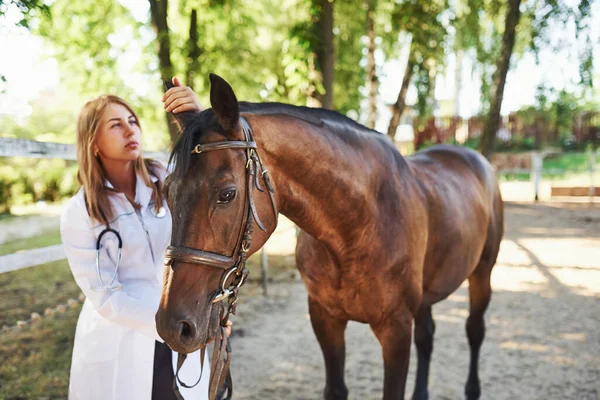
[
  {"left": 371, "top": 307, "right": 413, "bottom": 400},
  {"left": 309, "top": 296, "right": 349, "bottom": 400}
]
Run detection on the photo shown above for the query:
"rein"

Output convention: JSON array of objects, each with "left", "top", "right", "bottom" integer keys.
[{"left": 165, "top": 116, "right": 277, "bottom": 399}]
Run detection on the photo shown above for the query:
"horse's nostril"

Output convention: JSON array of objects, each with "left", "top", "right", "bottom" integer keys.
[{"left": 177, "top": 320, "right": 195, "bottom": 340}]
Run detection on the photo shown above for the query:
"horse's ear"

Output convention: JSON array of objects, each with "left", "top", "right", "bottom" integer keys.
[
  {"left": 209, "top": 73, "right": 239, "bottom": 133},
  {"left": 164, "top": 80, "right": 197, "bottom": 131}
]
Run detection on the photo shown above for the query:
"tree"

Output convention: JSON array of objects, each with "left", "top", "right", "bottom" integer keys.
[
  {"left": 387, "top": 48, "right": 415, "bottom": 138},
  {"left": 365, "top": 0, "right": 377, "bottom": 129},
  {"left": 479, "top": 0, "right": 521, "bottom": 159},
  {"left": 385, "top": 0, "right": 448, "bottom": 140},
  {"left": 185, "top": 9, "right": 200, "bottom": 90},
  {"left": 314, "top": 0, "right": 335, "bottom": 109},
  {"left": 478, "top": 0, "right": 594, "bottom": 158},
  {"left": 0, "top": 0, "right": 50, "bottom": 29},
  {"left": 149, "top": 0, "right": 179, "bottom": 143}
]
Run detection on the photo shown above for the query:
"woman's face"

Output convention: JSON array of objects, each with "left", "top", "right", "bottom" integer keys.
[{"left": 95, "top": 103, "right": 141, "bottom": 162}]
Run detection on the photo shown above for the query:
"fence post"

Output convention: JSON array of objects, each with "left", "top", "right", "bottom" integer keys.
[
  {"left": 531, "top": 152, "right": 543, "bottom": 202},
  {"left": 590, "top": 149, "right": 596, "bottom": 202},
  {"left": 260, "top": 247, "right": 268, "bottom": 297}
]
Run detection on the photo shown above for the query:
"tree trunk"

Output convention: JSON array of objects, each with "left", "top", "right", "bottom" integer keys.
[
  {"left": 366, "top": 0, "right": 377, "bottom": 129},
  {"left": 149, "top": 0, "right": 179, "bottom": 144},
  {"left": 387, "top": 55, "right": 415, "bottom": 140},
  {"left": 185, "top": 9, "right": 201, "bottom": 90},
  {"left": 454, "top": 49, "right": 463, "bottom": 117},
  {"left": 479, "top": 0, "right": 522, "bottom": 160},
  {"left": 429, "top": 65, "right": 438, "bottom": 116},
  {"left": 315, "top": 0, "right": 335, "bottom": 109}
]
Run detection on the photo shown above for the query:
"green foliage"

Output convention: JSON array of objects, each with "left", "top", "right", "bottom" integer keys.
[
  {"left": 0, "top": 0, "right": 50, "bottom": 29},
  {"left": 494, "top": 136, "right": 537, "bottom": 152},
  {"left": 466, "top": 0, "right": 596, "bottom": 114},
  {"left": 0, "top": 158, "right": 79, "bottom": 213},
  {"left": 384, "top": 0, "right": 449, "bottom": 118},
  {"left": 37, "top": 0, "right": 140, "bottom": 97},
  {"left": 544, "top": 151, "right": 597, "bottom": 172},
  {"left": 332, "top": 0, "right": 367, "bottom": 115}
]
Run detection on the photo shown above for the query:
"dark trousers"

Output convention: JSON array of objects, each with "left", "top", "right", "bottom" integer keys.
[{"left": 152, "top": 341, "right": 178, "bottom": 400}]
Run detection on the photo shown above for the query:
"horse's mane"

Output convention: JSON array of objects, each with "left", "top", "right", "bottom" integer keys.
[
  {"left": 169, "top": 102, "right": 381, "bottom": 179},
  {"left": 239, "top": 102, "right": 380, "bottom": 135}
]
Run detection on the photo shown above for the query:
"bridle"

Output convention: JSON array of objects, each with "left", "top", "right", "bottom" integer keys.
[{"left": 163, "top": 116, "right": 277, "bottom": 400}]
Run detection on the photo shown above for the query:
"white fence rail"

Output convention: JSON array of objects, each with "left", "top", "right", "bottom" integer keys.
[
  {"left": 0, "top": 138, "right": 169, "bottom": 161},
  {"left": 0, "top": 244, "right": 65, "bottom": 274},
  {"left": 1, "top": 139, "right": 597, "bottom": 276}
]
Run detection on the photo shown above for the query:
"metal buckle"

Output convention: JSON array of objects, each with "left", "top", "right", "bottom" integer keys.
[
  {"left": 212, "top": 267, "right": 247, "bottom": 303},
  {"left": 191, "top": 144, "right": 202, "bottom": 154}
]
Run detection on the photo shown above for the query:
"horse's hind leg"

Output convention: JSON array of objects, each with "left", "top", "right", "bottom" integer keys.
[
  {"left": 309, "top": 296, "right": 349, "bottom": 400},
  {"left": 464, "top": 266, "right": 492, "bottom": 400},
  {"left": 412, "top": 306, "right": 435, "bottom": 400}
]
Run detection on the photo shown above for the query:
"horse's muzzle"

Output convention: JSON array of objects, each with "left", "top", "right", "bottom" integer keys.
[{"left": 156, "top": 303, "right": 221, "bottom": 354}]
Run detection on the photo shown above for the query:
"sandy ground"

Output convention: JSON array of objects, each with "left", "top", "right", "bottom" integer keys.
[
  {"left": 2, "top": 187, "right": 598, "bottom": 399},
  {"left": 227, "top": 201, "right": 600, "bottom": 400}
]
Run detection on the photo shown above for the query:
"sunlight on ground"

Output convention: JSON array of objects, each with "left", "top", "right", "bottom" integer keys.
[
  {"left": 494, "top": 234, "right": 600, "bottom": 296},
  {"left": 262, "top": 205, "right": 600, "bottom": 298},
  {"left": 500, "top": 341, "right": 549, "bottom": 352}
]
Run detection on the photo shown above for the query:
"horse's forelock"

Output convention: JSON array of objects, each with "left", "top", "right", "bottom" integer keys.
[{"left": 168, "top": 109, "right": 223, "bottom": 179}]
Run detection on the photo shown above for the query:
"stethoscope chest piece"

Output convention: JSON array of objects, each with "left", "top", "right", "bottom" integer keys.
[{"left": 153, "top": 206, "right": 167, "bottom": 218}]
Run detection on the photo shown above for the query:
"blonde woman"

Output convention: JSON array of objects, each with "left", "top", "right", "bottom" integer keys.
[{"left": 60, "top": 78, "right": 226, "bottom": 400}]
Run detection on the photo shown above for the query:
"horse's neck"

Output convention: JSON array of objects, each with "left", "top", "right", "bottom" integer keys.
[{"left": 252, "top": 115, "right": 376, "bottom": 252}]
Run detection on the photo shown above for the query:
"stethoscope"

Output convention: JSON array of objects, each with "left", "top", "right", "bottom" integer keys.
[{"left": 91, "top": 206, "right": 167, "bottom": 292}]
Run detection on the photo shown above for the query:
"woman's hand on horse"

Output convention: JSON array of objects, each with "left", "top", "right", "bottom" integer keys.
[
  {"left": 205, "top": 320, "right": 233, "bottom": 344},
  {"left": 224, "top": 320, "right": 232, "bottom": 338},
  {"left": 162, "top": 76, "right": 204, "bottom": 113}
]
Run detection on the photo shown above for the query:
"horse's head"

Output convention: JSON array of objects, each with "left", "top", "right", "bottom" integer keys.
[{"left": 156, "top": 74, "right": 277, "bottom": 354}]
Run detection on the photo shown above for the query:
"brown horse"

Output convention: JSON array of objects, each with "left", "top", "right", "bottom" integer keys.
[{"left": 156, "top": 74, "right": 504, "bottom": 400}]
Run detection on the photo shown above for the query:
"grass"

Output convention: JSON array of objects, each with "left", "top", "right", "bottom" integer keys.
[
  {"left": 497, "top": 151, "right": 598, "bottom": 182},
  {"left": 0, "top": 304, "right": 80, "bottom": 399},
  {"left": 0, "top": 230, "right": 62, "bottom": 257},
  {"left": 0, "top": 213, "right": 19, "bottom": 223},
  {"left": 0, "top": 259, "right": 81, "bottom": 328},
  {"left": 0, "top": 227, "right": 298, "bottom": 398},
  {"left": 543, "top": 151, "right": 596, "bottom": 173}
]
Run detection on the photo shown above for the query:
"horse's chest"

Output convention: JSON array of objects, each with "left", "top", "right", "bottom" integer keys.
[{"left": 299, "top": 261, "right": 377, "bottom": 323}]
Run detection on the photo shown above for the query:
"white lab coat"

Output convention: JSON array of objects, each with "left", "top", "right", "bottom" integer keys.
[{"left": 60, "top": 169, "right": 209, "bottom": 400}]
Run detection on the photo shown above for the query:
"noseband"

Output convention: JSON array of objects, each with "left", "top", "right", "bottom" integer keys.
[{"left": 164, "top": 116, "right": 278, "bottom": 400}]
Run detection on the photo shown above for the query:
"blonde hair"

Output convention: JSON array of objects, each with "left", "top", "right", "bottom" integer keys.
[{"left": 76, "top": 95, "right": 164, "bottom": 226}]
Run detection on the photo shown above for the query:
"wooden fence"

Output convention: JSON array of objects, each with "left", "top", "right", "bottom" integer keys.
[
  {"left": 0, "top": 138, "right": 596, "bottom": 277},
  {"left": 0, "top": 138, "right": 276, "bottom": 290},
  {"left": 412, "top": 111, "right": 600, "bottom": 149}
]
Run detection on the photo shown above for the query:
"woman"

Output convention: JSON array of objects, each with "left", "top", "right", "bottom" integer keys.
[{"left": 60, "top": 78, "right": 227, "bottom": 400}]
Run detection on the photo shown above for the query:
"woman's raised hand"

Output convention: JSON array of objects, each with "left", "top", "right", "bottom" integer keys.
[{"left": 162, "top": 76, "right": 204, "bottom": 113}]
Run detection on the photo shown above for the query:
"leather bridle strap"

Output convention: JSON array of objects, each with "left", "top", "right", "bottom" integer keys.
[
  {"left": 192, "top": 141, "right": 257, "bottom": 154},
  {"left": 164, "top": 246, "right": 236, "bottom": 270}
]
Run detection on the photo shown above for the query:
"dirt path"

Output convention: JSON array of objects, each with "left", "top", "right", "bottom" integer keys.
[{"left": 229, "top": 202, "right": 600, "bottom": 399}]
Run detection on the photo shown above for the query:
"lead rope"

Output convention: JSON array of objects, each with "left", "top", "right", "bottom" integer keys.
[{"left": 172, "top": 304, "right": 233, "bottom": 400}]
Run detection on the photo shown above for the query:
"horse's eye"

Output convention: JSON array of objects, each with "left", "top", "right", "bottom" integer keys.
[{"left": 217, "top": 189, "right": 236, "bottom": 204}]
